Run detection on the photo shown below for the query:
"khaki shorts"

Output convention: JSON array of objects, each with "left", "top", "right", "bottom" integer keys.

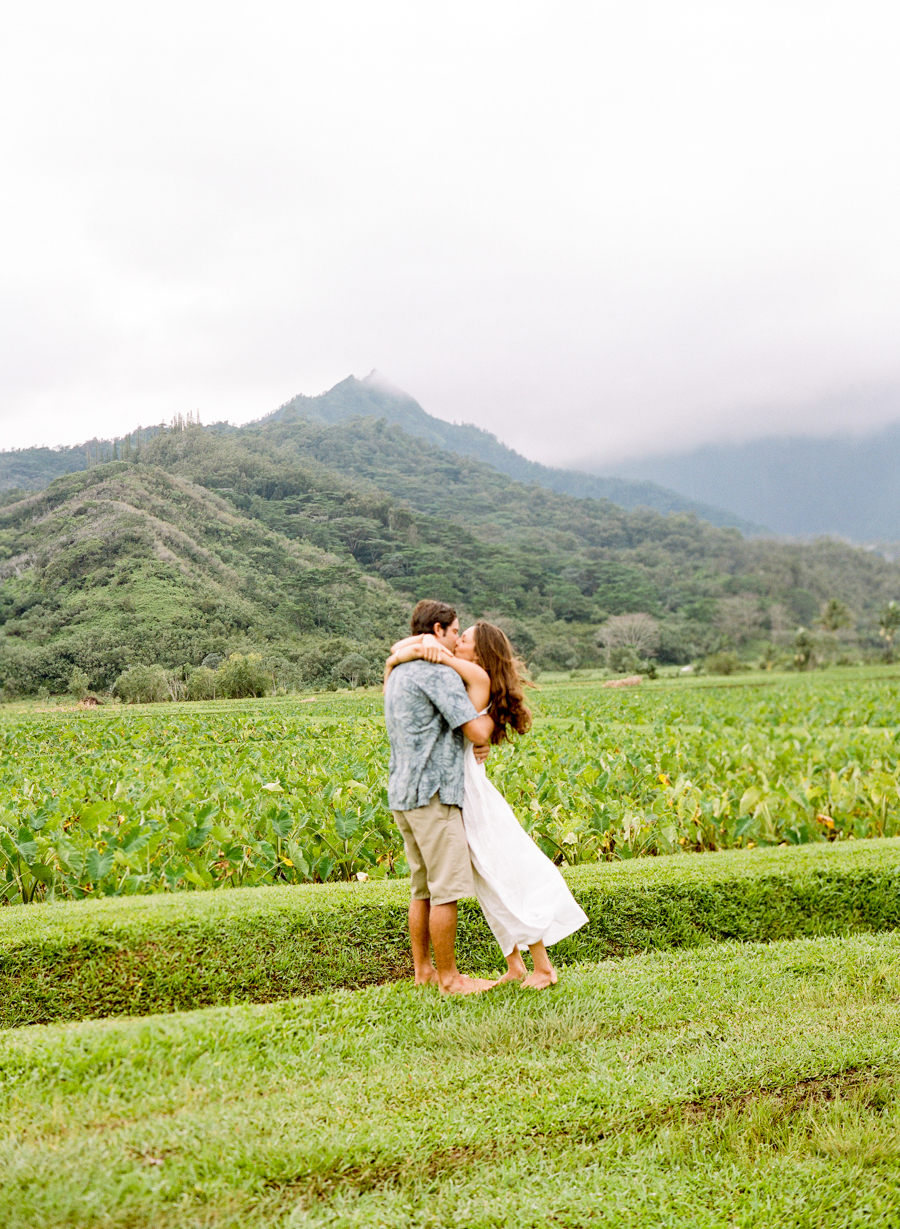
[{"left": 392, "top": 793, "right": 474, "bottom": 906}]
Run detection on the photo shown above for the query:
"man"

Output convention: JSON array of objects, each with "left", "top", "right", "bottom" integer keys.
[{"left": 384, "top": 598, "right": 495, "bottom": 996}]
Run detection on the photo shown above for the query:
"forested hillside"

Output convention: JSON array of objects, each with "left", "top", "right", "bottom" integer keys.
[
  {"left": 0, "top": 412, "right": 895, "bottom": 696},
  {"left": 0, "top": 460, "right": 406, "bottom": 694},
  {"left": 264, "top": 374, "right": 761, "bottom": 530},
  {"left": 0, "top": 374, "right": 757, "bottom": 529}
]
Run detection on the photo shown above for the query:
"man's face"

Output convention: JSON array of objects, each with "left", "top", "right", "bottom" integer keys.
[{"left": 433, "top": 617, "right": 460, "bottom": 650}]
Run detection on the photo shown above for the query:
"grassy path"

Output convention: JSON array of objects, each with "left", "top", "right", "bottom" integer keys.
[{"left": 3, "top": 931, "right": 900, "bottom": 1227}]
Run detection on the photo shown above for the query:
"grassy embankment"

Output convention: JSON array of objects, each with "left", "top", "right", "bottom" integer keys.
[
  {"left": 2, "top": 930, "right": 899, "bottom": 1227},
  {"left": 2, "top": 838, "right": 900, "bottom": 1028}
]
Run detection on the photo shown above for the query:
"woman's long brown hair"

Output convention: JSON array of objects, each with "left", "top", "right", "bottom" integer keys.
[{"left": 472, "top": 621, "right": 532, "bottom": 744}]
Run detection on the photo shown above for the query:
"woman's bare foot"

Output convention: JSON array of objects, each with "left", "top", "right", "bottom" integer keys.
[
  {"left": 521, "top": 965, "right": 558, "bottom": 990},
  {"left": 498, "top": 948, "right": 528, "bottom": 983},
  {"left": 439, "top": 974, "right": 497, "bottom": 996}
]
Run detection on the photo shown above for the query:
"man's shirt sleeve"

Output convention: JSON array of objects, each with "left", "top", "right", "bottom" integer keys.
[{"left": 415, "top": 666, "right": 479, "bottom": 730}]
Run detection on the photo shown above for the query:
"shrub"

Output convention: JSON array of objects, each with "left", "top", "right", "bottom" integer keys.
[
  {"left": 68, "top": 667, "right": 90, "bottom": 700},
  {"left": 607, "top": 645, "right": 649, "bottom": 675},
  {"left": 704, "top": 650, "right": 743, "bottom": 676},
  {"left": 531, "top": 639, "right": 580, "bottom": 672},
  {"left": 112, "top": 664, "right": 171, "bottom": 704},
  {"left": 216, "top": 653, "right": 271, "bottom": 699},
  {"left": 186, "top": 666, "right": 219, "bottom": 701}
]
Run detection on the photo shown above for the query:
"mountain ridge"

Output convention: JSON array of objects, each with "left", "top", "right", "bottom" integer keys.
[
  {"left": 605, "top": 422, "right": 900, "bottom": 541},
  {"left": 262, "top": 374, "right": 763, "bottom": 532}
]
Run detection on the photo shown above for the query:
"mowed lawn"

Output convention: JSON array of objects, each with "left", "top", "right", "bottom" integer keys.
[{"left": 3, "top": 931, "right": 900, "bottom": 1228}]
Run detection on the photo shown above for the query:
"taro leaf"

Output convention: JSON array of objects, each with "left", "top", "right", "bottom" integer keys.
[
  {"left": 194, "top": 800, "right": 218, "bottom": 824},
  {"left": 16, "top": 828, "right": 38, "bottom": 864},
  {"left": 270, "top": 810, "right": 292, "bottom": 839},
  {"left": 121, "top": 830, "right": 152, "bottom": 857},
  {"left": 185, "top": 823, "right": 213, "bottom": 850},
  {"left": 734, "top": 815, "right": 756, "bottom": 839},
  {"left": 0, "top": 831, "right": 20, "bottom": 862},
  {"left": 333, "top": 809, "right": 360, "bottom": 841},
  {"left": 287, "top": 847, "right": 310, "bottom": 878},
  {"left": 77, "top": 801, "right": 115, "bottom": 831},
  {"left": 85, "top": 848, "right": 115, "bottom": 881},
  {"left": 30, "top": 862, "right": 55, "bottom": 884},
  {"left": 57, "top": 846, "right": 84, "bottom": 877}
]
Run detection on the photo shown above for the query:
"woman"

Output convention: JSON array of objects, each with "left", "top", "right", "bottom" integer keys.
[{"left": 385, "top": 622, "right": 588, "bottom": 989}]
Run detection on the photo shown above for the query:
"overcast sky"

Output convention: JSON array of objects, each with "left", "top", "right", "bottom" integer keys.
[{"left": 2, "top": 1, "right": 899, "bottom": 467}]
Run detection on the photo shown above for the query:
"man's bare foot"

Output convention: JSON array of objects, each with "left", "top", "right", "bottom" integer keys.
[
  {"left": 521, "top": 966, "right": 558, "bottom": 990},
  {"left": 439, "top": 974, "right": 497, "bottom": 996},
  {"left": 414, "top": 965, "right": 440, "bottom": 986}
]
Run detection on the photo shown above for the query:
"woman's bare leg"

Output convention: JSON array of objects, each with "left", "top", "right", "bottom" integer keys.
[
  {"left": 521, "top": 941, "right": 558, "bottom": 989},
  {"left": 497, "top": 946, "right": 528, "bottom": 983}
]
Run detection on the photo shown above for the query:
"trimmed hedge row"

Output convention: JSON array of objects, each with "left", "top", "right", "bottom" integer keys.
[{"left": 3, "top": 838, "right": 900, "bottom": 1029}]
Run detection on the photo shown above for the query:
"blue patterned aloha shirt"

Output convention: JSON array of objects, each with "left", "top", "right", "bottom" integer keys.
[{"left": 384, "top": 660, "right": 479, "bottom": 810}]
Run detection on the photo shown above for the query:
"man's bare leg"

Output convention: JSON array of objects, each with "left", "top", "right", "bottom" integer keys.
[
  {"left": 521, "top": 940, "right": 558, "bottom": 990},
  {"left": 409, "top": 899, "right": 439, "bottom": 985},
  {"left": 429, "top": 901, "right": 495, "bottom": 995},
  {"left": 497, "top": 946, "right": 528, "bottom": 983}
]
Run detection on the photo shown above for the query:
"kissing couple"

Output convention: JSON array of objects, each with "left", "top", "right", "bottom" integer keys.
[{"left": 384, "top": 598, "right": 588, "bottom": 996}]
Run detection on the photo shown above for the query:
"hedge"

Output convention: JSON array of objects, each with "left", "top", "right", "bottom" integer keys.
[{"left": 2, "top": 838, "right": 899, "bottom": 1028}]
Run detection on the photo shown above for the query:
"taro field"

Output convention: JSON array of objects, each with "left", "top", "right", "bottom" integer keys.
[{"left": 4, "top": 666, "right": 900, "bottom": 905}]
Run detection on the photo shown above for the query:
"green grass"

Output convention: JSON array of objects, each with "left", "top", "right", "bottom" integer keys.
[
  {"left": 3, "top": 838, "right": 900, "bottom": 1028},
  {"left": 2, "top": 930, "right": 900, "bottom": 1227}
]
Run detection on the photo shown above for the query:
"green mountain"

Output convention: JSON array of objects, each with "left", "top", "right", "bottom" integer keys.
[
  {"left": 0, "top": 459, "right": 407, "bottom": 695},
  {"left": 263, "top": 374, "right": 763, "bottom": 531},
  {"left": 1, "top": 407, "right": 899, "bottom": 696},
  {"left": 0, "top": 375, "right": 760, "bottom": 531}
]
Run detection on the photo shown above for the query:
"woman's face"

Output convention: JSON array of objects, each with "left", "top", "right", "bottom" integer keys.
[{"left": 455, "top": 626, "right": 478, "bottom": 661}]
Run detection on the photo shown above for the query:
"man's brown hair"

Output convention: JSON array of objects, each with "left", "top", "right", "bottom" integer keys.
[{"left": 410, "top": 599, "right": 457, "bottom": 635}]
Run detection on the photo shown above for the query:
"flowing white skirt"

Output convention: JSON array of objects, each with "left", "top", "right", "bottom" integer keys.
[{"left": 463, "top": 744, "right": 589, "bottom": 956}]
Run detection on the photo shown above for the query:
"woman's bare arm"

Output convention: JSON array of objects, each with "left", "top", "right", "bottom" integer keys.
[
  {"left": 390, "top": 633, "right": 425, "bottom": 654},
  {"left": 383, "top": 637, "right": 491, "bottom": 706},
  {"left": 383, "top": 635, "right": 444, "bottom": 686}
]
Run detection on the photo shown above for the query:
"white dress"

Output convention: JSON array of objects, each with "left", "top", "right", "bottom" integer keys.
[{"left": 463, "top": 743, "right": 589, "bottom": 956}]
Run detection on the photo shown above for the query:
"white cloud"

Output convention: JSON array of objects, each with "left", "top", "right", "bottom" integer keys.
[{"left": 1, "top": 1, "right": 899, "bottom": 463}]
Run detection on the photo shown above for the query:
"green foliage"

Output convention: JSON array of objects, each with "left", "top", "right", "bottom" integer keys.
[
  {"left": 185, "top": 665, "right": 218, "bottom": 700},
  {"left": 606, "top": 644, "right": 649, "bottom": 674},
  {"left": 794, "top": 626, "right": 816, "bottom": 670},
  {"left": 879, "top": 599, "right": 900, "bottom": 660},
  {"left": 216, "top": 652, "right": 271, "bottom": 699},
  {"left": 819, "top": 597, "right": 853, "bottom": 631},
  {"left": 2, "top": 414, "right": 900, "bottom": 692},
  {"left": 4, "top": 671, "right": 900, "bottom": 910},
  {"left": 67, "top": 667, "right": 89, "bottom": 699},
  {"left": 0, "top": 462, "right": 406, "bottom": 692},
  {"left": 112, "top": 663, "right": 171, "bottom": 704},
  {"left": 703, "top": 649, "right": 742, "bottom": 675},
  {"left": 333, "top": 652, "right": 370, "bottom": 687}
]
